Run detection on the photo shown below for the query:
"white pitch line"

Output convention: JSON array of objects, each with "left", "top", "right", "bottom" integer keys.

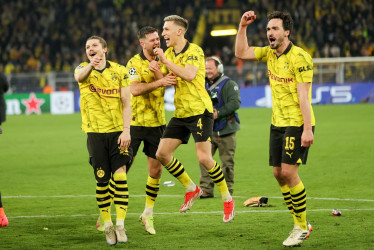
[
  {"left": 7, "top": 208, "right": 374, "bottom": 219},
  {"left": 3, "top": 195, "right": 374, "bottom": 202}
]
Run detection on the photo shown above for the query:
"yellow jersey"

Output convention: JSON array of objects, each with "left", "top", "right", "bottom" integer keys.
[
  {"left": 254, "top": 43, "right": 316, "bottom": 127},
  {"left": 161, "top": 41, "right": 213, "bottom": 118},
  {"left": 127, "top": 51, "right": 165, "bottom": 127},
  {"left": 75, "top": 61, "right": 129, "bottom": 133}
]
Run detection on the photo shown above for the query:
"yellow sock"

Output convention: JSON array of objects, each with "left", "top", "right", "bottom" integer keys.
[
  {"left": 109, "top": 177, "right": 115, "bottom": 200},
  {"left": 113, "top": 172, "right": 129, "bottom": 223},
  {"left": 280, "top": 185, "right": 297, "bottom": 225},
  {"left": 290, "top": 181, "right": 307, "bottom": 230},
  {"left": 96, "top": 181, "right": 112, "bottom": 222},
  {"left": 164, "top": 157, "right": 193, "bottom": 188},
  {"left": 207, "top": 162, "right": 230, "bottom": 200},
  {"left": 145, "top": 175, "right": 160, "bottom": 209}
]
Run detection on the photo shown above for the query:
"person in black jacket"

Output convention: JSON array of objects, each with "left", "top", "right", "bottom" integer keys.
[{"left": 0, "top": 71, "right": 9, "bottom": 134}]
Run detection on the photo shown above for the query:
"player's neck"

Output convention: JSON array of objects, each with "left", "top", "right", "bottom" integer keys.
[
  {"left": 275, "top": 40, "right": 290, "bottom": 56},
  {"left": 95, "top": 60, "right": 107, "bottom": 70},
  {"left": 173, "top": 38, "right": 187, "bottom": 54}
]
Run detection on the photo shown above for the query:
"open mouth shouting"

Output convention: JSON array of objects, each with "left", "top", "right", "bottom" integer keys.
[
  {"left": 89, "top": 51, "right": 97, "bottom": 59},
  {"left": 269, "top": 37, "right": 276, "bottom": 47}
]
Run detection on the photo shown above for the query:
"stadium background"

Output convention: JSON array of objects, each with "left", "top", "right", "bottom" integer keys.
[{"left": 2, "top": 0, "right": 374, "bottom": 114}]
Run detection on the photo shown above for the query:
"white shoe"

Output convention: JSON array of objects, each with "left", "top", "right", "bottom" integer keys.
[
  {"left": 282, "top": 222, "right": 312, "bottom": 247},
  {"left": 115, "top": 225, "right": 128, "bottom": 243},
  {"left": 105, "top": 224, "right": 117, "bottom": 245}
]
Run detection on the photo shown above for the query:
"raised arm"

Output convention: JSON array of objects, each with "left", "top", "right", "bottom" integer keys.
[
  {"left": 235, "top": 11, "right": 258, "bottom": 61},
  {"left": 74, "top": 56, "right": 102, "bottom": 82}
]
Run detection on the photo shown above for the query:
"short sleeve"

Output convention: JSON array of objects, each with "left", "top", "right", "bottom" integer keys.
[
  {"left": 126, "top": 58, "right": 141, "bottom": 84},
  {"left": 120, "top": 66, "right": 129, "bottom": 88},
  {"left": 294, "top": 52, "right": 313, "bottom": 84},
  {"left": 74, "top": 62, "right": 88, "bottom": 75},
  {"left": 254, "top": 46, "right": 270, "bottom": 62},
  {"left": 184, "top": 46, "right": 204, "bottom": 68}
]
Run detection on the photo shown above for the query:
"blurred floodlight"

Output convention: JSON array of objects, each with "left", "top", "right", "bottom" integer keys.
[{"left": 210, "top": 25, "right": 237, "bottom": 36}]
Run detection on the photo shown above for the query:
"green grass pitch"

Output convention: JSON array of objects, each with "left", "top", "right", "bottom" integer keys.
[{"left": 0, "top": 104, "right": 373, "bottom": 249}]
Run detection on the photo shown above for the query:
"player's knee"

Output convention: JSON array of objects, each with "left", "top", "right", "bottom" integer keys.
[
  {"left": 155, "top": 150, "right": 168, "bottom": 165},
  {"left": 198, "top": 156, "right": 214, "bottom": 170},
  {"left": 280, "top": 168, "right": 294, "bottom": 180},
  {"left": 273, "top": 167, "right": 282, "bottom": 179}
]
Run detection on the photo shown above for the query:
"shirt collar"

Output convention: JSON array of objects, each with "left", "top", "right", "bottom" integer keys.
[
  {"left": 174, "top": 40, "right": 190, "bottom": 56},
  {"left": 274, "top": 42, "right": 293, "bottom": 59},
  {"left": 94, "top": 61, "right": 110, "bottom": 73},
  {"left": 140, "top": 50, "right": 158, "bottom": 62}
]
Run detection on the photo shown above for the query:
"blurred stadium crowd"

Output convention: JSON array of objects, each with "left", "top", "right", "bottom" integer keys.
[{"left": 1, "top": 0, "right": 373, "bottom": 74}]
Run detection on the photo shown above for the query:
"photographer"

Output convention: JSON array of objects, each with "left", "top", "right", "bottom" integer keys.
[{"left": 199, "top": 56, "right": 241, "bottom": 198}]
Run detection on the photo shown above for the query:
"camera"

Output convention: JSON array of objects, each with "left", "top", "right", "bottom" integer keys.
[{"left": 208, "top": 90, "right": 219, "bottom": 106}]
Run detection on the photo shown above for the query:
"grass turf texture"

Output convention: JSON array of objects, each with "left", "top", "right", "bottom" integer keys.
[{"left": 0, "top": 104, "right": 373, "bottom": 249}]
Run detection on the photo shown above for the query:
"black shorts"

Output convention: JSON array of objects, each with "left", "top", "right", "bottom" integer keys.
[
  {"left": 87, "top": 132, "right": 133, "bottom": 182},
  {"left": 130, "top": 125, "right": 165, "bottom": 159},
  {"left": 269, "top": 125, "right": 315, "bottom": 166},
  {"left": 163, "top": 109, "right": 213, "bottom": 144}
]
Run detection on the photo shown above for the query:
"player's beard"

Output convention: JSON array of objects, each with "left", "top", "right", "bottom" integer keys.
[
  {"left": 147, "top": 47, "right": 157, "bottom": 57},
  {"left": 269, "top": 36, "right": 284, "bottom": 50}
]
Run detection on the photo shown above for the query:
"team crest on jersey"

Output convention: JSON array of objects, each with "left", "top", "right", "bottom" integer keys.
[
  {"left": 97, "top": 168, "right": 105, "bottom": 178},
  {"left": 111, "top": 73, "right": 118, "bottom": 82},
  {"left": 129, "top": 67, "right": 137, "bottom": 75}
]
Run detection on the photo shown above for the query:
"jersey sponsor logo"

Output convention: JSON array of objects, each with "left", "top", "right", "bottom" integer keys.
[
  {"left": 268, "top": 70, "right": 294, "bottom": 83},
  {"left": 129, "top": 67, "right": 137, "bottom": 75},
  {"left": 89, "top": 84, "right": 120, "bottom": 95},
  {"left": 298, "top": 65, "right": 312, "bottom": 72},
  {"left": 286, "top": 152, "right": 293, "bottom": 158},
  {"left": 186, "top": 55, "right": 198, "bottom": 61},
  {"left": 197, "top": 131, "right": 203, "bottom": 136}
]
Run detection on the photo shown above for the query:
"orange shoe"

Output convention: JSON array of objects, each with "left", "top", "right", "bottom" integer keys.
[
  {"left": 179, "top": 186, "right": 203, "bottom": 212},
  {"left": 223, "top": 198, "right": 235, "bottom": 223},
  {"left": 0, "top": 214, "right": 9, "bottom": 227}
]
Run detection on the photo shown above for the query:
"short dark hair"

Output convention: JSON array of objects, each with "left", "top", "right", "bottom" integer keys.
[
  {"left": 137, "top": 26, "right": 158, "bottom": 40},
  {"left": 164, "top": 15, "right": 189, "bottom": 31},
  {"left": 267, "top": 11, "right": 293, "bottom": 38}
]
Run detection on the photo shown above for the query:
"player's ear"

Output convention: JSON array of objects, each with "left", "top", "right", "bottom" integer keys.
[{"left": 285, "top": 30, "right": 290, "bottom": 38}]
